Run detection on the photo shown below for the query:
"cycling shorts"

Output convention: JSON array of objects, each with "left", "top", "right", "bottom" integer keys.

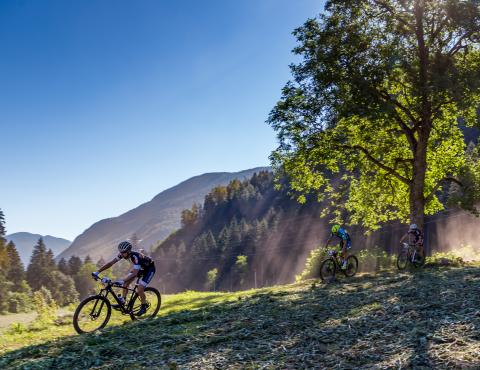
[{"left": 138, "top": 265, "right": 156, "bottom": 287}]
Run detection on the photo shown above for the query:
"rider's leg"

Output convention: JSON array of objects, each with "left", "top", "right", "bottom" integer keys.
[
  {"left": 112, "top": 276, "right": 135, "bottom": 309},
  {"left": 137, "top": 284, "right": 146, "bottom": 304},
  {"left": 418, "top": 242, "right": 425, "bottom": 257},
  {"left": 121, "top": 276, "right": 135, "bottom": 301},
  {"left": 339, "top": 241, "right": 347, "bottom": 268},
  {"left": 138, "top": 267, "right": 155, "bottom": 305}
]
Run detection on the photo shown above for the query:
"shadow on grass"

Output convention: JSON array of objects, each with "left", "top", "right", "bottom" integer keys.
[{"left": 1, "top": 266, "right": 479, "bottom": 369}]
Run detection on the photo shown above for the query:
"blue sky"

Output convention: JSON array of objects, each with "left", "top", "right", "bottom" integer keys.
[{"left": 1, "top": 0, "right": 323, "bottom": 240}]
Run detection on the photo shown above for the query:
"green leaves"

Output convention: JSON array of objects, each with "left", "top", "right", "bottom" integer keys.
[{"left": 268, "top": 0, "right": 480, "bottom": 230}]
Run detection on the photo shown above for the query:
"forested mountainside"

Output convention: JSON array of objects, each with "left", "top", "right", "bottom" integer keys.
[
  {"left": 57, "top": 167, "right": 268, "bottom": 262},
  {"left": 151, "top": 170, "right": 480, "bottom": 293},
  {"left": 152, "top": 171, "right": 341, "bottom": 292}
]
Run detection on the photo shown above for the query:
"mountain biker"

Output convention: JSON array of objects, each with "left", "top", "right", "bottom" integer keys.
[
  {"left": 325, "top": 224, "right": 351, "bottom": 269},
  {"left": 399, "top": 224, "right": 424, "bottom": 257},
  {"left": 92, "top": 241, "right": 155, "bottom": 316}
]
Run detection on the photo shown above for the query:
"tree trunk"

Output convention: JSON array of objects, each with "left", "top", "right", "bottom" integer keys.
[
  {"left": 411, "top": 0, "right": 430, "bottom": 233},
  {"left": 409, "top": 132, "right": 428, "bottom": 231}
]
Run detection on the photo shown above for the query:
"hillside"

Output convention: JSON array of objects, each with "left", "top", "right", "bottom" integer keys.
[
  {"left": 0, "top": 265, "right": 479, "bottom": 369},
  {"left": 150, "top": 170, "right": 480, "bottom": 293},
  {"left": 57, "top": 167, "right": 268, "bottom": 262},
  {"left": 5, "top": 233, "right": 71, "bottom": 265}
]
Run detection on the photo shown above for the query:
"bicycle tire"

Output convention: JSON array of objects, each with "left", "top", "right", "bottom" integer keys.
[
  {"left": 73, "top": 295, "right": 111, "bottom": 334},
  {"left": 396, "top": 251, "right": 408, "bottom": 270},
  {"left": 129, "top": 287, "right": 161, "bottom": 321},
  {"left": 343, "top": 255, "right": 359, "bottom": 277},
  {"left": 320, "top": 258, "right": 336, "bottom": 281}
]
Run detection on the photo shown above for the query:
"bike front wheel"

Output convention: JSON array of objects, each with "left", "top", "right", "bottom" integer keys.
[
  {"left": 343, "top": 255, "right": 359, "bottom": 277},
  {"left": 411, "top": 250, "right": 425, "bottom": 268},
  {"left": 320, "top": 258, "right": 336, "bottom": 281},
  {"left": 397, "top": 251, "right": 408, "bottom": 270},
  {"left": 129, "top": 287, "right": 161, "bottom": 321},
  {"left": 73, "top": 295, "right": 111, "bottom": 334}
]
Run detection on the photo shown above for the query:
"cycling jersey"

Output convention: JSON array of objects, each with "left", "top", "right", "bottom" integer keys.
[
  {"left": 114, "top": 251, "right": 154, "bottom": 271},
  {"left": 407, "top": 229, "right": 424, "bottom": 246},
  {"left": 331, "top": 228, "right": 351, "bottom": 249}
]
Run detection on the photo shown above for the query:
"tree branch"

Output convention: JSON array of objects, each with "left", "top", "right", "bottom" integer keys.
[
  {"left": 432, "top": 98, "right": 455, "bottom": 120},
  {"left": 448, "top": 32, "right": 473, "bottom": 56},
  {"left": 394, "top": 157, "right": 413, "bottom": 178},
  {"left": 430, "top": 18, "right": 449, "bottom": 43},
  {"left": 378, "top": 90, "right": 418, "bottom": 126},
  {"left": 339, "top": 144, "right": 411, "bottom": 184},
  {"left": 425, "top": 176, "right": 463, "bottom": 204},
  {"left": 375, "top": 89, "right": 418, "bottom": 149},
  {"left": 372, "top": 0, "right": 413, "bottom": 30}
]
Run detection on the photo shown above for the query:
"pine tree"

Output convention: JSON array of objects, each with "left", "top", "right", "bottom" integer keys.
[
  {"left": 68, "top": 256, "right": 82, "bottom": 276},
  {"left": 84, "top": 255, "right": 93, "bottom": 265},
  {"left": 205, "top": 230, "right": 217, "bottom": 254},
  {"left": 217, "top": 226, "right": 231, "bottom": 254},
  {"left": 6, "top": 241, "right": 25, "bottom": 287},
  {"left": 0, "top": 209, "right": 6, "bottom": 237},
  {"left": 26, "top": 238, "right": 49, "bottom": 290},
  {"left": 45, "top": 249, "right": 57, "bottom": 270},
  {"left": 230, "top": 217, "right": 242, "bottom": 249},
  {"left": 57, "top": 257, "right": 70, "bottom": 275},
  {"left": 0, "top": 269, "right": 12, "bottom": 313},
  {"left": 192, "top": 234, "right": 208, "bottom": 258},
  {"left": 0, "top": 209, "right": 7, "bottom": 271},
  {"left": 0, "top": 238, "right": 8, "bottom": 271}
]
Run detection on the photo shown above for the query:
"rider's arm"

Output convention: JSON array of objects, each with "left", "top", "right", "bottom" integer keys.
[
  {"left": 399, "top": 233, "right": 407, "bottom": 243},
  {"left": 121, "top": 254, "right": 141, "bottom": 281},
  {"left": 97, "top": 257, "right": 119, "bottom": 273}
]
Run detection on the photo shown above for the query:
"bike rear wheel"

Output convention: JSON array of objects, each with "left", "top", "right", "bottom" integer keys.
[
  {"left": 397, "top": 251, "right": 408, "bottom": 270},
  {"left": 320, "top": 258, "right": 336, "bottom": 281},
  {"left": 129, "top": 287, "right": 161, "bottom": 321},
  {"left": 73, "top": 295, "right": 111, "bottom": 334},
  {"left": 343, "top": 255, "right": 359, "bottom": 277}
]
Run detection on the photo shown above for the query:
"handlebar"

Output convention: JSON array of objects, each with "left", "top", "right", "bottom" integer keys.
[{"left": 91, "top": 274, "right": 122, "bottom": 287}]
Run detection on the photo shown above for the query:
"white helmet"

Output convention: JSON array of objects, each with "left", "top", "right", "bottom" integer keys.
[{"left": 409, "top": 224, "right": 417, "bottom": 230}]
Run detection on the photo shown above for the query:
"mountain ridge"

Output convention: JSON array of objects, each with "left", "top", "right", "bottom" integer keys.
[
  {"left": 6, "top": 232, "right": 71, "bottom": 265},
  {"left": 57, "top": 167, "right": 269, "bottom": 262}
]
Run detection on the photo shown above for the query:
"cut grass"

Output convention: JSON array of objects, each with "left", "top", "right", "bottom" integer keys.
[{"left": 1, "top": 264, "right": 479, "bottom": 369}]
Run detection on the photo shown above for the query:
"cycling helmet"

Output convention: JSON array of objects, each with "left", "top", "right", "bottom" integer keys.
[
  {"left": 118, "top": 241, "right": 132, "bottom": 253},
  {"left": 409, "top": 224, "right": 417, "bottom": 230},
  {"left": 331, "top": 224, "right": 341, "bottom": 233}
]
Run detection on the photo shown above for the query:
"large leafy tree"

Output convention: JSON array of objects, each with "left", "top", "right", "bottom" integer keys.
[{"left": 268, "top": 0, "right": 480, "bottom": 230}]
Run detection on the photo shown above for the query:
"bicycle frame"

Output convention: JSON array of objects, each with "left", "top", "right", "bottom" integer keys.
[
  {"left": 402, "top": 243, "right": 418, "bottom": 263},
  {"left": 326, "top": 244, "right": 343, "bottom": 257},
  {"left": 96, "top": 278, "right": 142, "bottom": 315}
]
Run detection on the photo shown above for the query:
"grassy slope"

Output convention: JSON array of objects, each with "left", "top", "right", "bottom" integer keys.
[{"left": 1, "top": 265, "right": 479, "bottom": 369}]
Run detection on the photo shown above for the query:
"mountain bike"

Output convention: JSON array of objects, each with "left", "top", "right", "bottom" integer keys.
[
  {"left": 319, "top": 247, "right": 359, "bottom": 281},
  {"left": 396, "top": 242, "right": 425, "bottom": 270},
  {"left": 73, "top": 275, "right": 161, "bottom": 334}
]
